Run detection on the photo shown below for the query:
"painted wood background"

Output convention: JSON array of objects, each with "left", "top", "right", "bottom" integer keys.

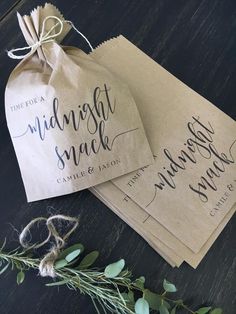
[{"left": 0, "top": 0, "right": 235, "bottom": 313}]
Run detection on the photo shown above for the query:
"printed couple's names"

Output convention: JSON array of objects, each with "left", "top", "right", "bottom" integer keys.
[{"left": 13, "top": 84, "right": 138, "bottom": 170}]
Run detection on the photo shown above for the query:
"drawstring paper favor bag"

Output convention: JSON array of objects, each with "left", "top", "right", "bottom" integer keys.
[{"left": 5, "top": 3, "right": 153, "bottom": 202}]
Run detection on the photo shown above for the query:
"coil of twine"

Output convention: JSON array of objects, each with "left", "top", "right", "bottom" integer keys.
[{"left": 19, "top": 214, "right": 79, "bottom": 277}]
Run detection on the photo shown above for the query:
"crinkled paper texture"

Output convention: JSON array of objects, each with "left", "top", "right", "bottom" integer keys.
[{"left": 5, "top": 5, "right": 153, "bottom": 202}]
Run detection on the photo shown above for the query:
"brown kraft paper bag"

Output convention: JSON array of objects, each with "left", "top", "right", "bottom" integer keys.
[
  {"left": 90, "top": 182, "right": 235, "bottom": 268},
  {"left": 5, "top": 4, "right": 153, "bottom": 202},
  {"left": 90, "top": 36, "right": 236, "bottom": 255}
]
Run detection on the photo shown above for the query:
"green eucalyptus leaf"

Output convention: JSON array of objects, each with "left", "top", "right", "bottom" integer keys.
[
  {"left": 46, "top": 280, "right": 69, "bottom": 287},
  {"left": 57, "top": 243, "right": 84, "bottom": 260},
  {"left": 0, "top": 263, "right": 9, "bottom": 275},
  {"left": 54, "top": 259, "right": 68, "bottom": 269},
  {"left": 16, "top": 271, "right": 25, "bottom": 285},
  {"left": 135, "top": 298, "right": 149, "bottom": 314},
  {"left": 65, "top": 249, "right": 81, "bottom": 263},
  {"left": 163, "top": 279, "right": 177, "bottom": 293},
  {"left": 78, "top": 251, "right": 99, "bottom": 269},
  {"left": 104, "top": 259, "right": 125, "bottom": 278},
  {"left": 143, "top": 289, "right": 161, "bottom": 310},
  {"left": 159, "top": 304, "right": 170, "bottom": 314},
  {"left": 133, "top": 276, "right": 145, "bottom": 290},
  {"left": 210, "top": 309, "right": 223, "bottom": 314},
  {"left": 196, "top": 307, "right": 212, "bottom": 314}
]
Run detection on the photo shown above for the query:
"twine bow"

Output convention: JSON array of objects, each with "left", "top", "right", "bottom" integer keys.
[
  {"left": 19, "top": 214, "right": 79, "bottom": 277},
  {"left": 7, "top": 15, "right": 93, "bottom": 60}
]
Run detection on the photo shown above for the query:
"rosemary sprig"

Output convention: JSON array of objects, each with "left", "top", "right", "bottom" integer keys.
[{"left": 0, "top": 241, "right": 222, "bottom": 314}]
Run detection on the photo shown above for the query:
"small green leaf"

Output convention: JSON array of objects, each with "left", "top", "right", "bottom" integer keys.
[
  {"left": 78, "top": 251, "right": 99, "bottom": 269},
  {"left": 16, "top": 271, "right": 25, "bottom": 285},
  {"left": 133, "top": 276, "right": 145, "bottom": 290},
  {"left": 163, "top": 279, "right": 177, "bottom": 293},
  {"left": 57, "top": 243, "right": 84, "bottom": 260},
  {"left": 210, "top": 309, "right": 223, "bottom": 314},
  {"left": 54, "top": 259, "right": 68, "bottom": 269},
  {"left": 196, "top": 307, "right": 212, "bottom": 314},
  {"left": 46, "top": 279, "right": 69, "bottom": 287},
  {"left": 104, "top": 259, "right": 125, "bottom": 278},
  {"left": 159, "top": 304, "right": 170, "bottom": 314},
  {"left": 0, "top": 263, "right": 9, "bottom": 275},
  {"left": 143, "top": 289, "right": 161, "bottom": 310},
  {"left": 65, "top": 249, "right": 81, "bottom": 262},
  {"left": 135, "top": 298, "right": 149, "bottom": 314}
]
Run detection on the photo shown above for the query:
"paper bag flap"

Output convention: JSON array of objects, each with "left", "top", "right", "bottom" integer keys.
[{"left": 16, "top": 3, "right": 71, "bottom": 61}]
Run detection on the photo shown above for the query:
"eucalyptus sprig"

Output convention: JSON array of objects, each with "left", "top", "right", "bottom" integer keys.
[{"left": 0, "top": 240, "right": 222, "bottom": 314}]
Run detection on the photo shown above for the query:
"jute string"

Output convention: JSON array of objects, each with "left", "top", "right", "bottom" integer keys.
[
  {"left": 19, "top": 215, "right": 79, "bottom": 277},
  {"left": 7, "top": 15, "right": 93, "bottom": 60}
]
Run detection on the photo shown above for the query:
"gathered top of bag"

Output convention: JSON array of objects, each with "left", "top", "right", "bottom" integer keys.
[{"left": 8, "top": 3, "right": 93, "bottom": 61}]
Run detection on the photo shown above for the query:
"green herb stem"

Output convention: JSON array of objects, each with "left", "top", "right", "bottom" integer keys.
[{"left": 0, "top": 247, "right": 221, "bottom": 314}]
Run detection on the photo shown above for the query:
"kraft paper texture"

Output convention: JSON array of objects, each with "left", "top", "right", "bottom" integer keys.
[
  {"left": 91, "top": 183, "right": 235, "bottom": 268},
  {"left": 91, "top": 187, "right": 183, "bottom": 267},
  {"left": 5, "top": 5, "right": 153, "bottom": 202},
  {"left": 91, "top": 36, "right": 236, "bottom": 254}
]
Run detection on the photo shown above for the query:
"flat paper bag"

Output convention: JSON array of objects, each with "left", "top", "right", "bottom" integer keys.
[
  {"left": 91, "top": 183, "right": 235, "bottom": 268},
  {"left": 5, "top": 5, "right": 153, "bottom": 202},
  {"left": 90, "top": 187, "right": 183, "bottom": 267},
  {"left": 91, "top": 36, "right": 236, "bottom": 253}
]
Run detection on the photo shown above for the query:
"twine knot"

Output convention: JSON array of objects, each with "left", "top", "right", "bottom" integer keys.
[
  {"left": 39, "top": 247, "right": 59, "bottom": 277},
  {"left": 7, "top": 15, "right": 93, "bottom": 60},
  {"left": 19, "top": 215, "right": 79, "bottom": 277}
]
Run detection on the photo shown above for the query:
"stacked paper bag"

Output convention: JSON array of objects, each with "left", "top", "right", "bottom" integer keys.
[
  {"left": 89, "top": 36, "right": 236, "bottom": 268},
  {"left": 5, "top": 4, "right": 236, "bottom": 268}
]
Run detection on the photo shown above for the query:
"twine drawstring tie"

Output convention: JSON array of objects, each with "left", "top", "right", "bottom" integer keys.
[{"left": 7, "top": 15, "right": 93, "bottom": 60}]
